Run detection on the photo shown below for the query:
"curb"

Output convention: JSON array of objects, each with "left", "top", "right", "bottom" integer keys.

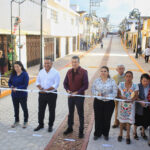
[
  {"left": 0, "top": 78, "right": 36, "bottom": 98},
  {"left": 120, "top": 39, "right": 146, "bottom": 73}
]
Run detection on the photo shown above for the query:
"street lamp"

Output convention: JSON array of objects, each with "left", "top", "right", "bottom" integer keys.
[
  {"left": 39, "top": 0, "right": 45, "bottom": 70},
  {"left": 11, "top": 0, "right": 26, "bottom": 66},
  {"left": 129, "top": 8, "right": 141, "bottom": 58}
]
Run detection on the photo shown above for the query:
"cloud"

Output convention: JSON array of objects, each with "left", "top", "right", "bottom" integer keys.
[
  {"left": 70, "top": 0, "right": 150, "bottom": 26},
  {"left": 134, "top": 0, "right": 150, "bottom": 16},
  {"left": 102, "top": 0, "right": 150, "bottom": 25},
  {"left": 104, "top": 0, "right": 133, "bottom": 10},
  {"left": 105, "top": 0, "right": 150, "bottom": 15}
]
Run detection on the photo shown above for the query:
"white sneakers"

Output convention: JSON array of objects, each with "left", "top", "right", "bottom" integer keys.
[
  {"left": 11, "top": 122, "right": 20, "bottom": 128},
  {"left": 22, "top": 122, "right": 28, "bottom": 128}
]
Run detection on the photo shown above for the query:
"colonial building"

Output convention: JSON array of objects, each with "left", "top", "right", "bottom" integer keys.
[
  {"left": 141, "top": 18, "right": 150, "bottom": 50},
  {"left": 0, "top": 0, "right": 79, "bottom": 71},
  {"left": 122, "top": 17, "right": 150, "bottom": 51}
]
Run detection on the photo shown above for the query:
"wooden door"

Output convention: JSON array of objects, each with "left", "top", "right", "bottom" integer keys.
[
  {"left": 44, "top": 38, "right": 54, "bottom": 61},
  {"left": 26, "top": 35, "right": 40, "bottom": 67}
]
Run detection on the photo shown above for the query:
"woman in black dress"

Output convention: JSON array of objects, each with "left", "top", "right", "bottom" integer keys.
[{"left": 134, "top": 73, "right": 150, "bottom": 140}]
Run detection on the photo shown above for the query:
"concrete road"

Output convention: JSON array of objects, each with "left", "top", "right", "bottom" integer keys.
[{"left": 0, "top": 35, "right": 149, "bottom": 150}]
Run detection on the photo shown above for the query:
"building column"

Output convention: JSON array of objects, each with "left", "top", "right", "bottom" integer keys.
[
  {"left": 54, "top": 37, "right": 56, "bottom": 60},
  {"left": 16, "top": 35, "right": 27, "bottom": 69},
  {"left": 42, "top": 37, "right": 45, "bottom": 66}
]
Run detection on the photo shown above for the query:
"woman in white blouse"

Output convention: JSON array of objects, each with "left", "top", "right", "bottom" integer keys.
[{"left": 92, "top": 66, "right": 118, "bottom": 141}]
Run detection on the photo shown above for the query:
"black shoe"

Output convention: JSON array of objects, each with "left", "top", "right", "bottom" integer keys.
[
  {"left": 104, "top": 136, "right": 109, "bottom": 141},
  {"left": 93, "top": 136, "right": 100, "bottom": 141},
  {"left": 34, "top": 125, "right": 44, "bottom": 131},
  {"left": 118, "top": 136, "right": 122, "bottom": 142},
  {"left": 79, "top": 131, "right": 84, "bottom": 138},
  {"left": 126, "top": 138, "right": 131, "bottom": 144},
  {"left": 48, "top": 126, "right": 53, "bottom": 132},
  {"left": 63, "top": 128, "right": 73, "bottom": 135},
  {"left": 133, "top": 133, "right": 139, "bottom": 140}
]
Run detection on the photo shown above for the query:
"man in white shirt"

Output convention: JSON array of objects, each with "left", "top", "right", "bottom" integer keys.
[
  {"left": 34, "top": 57, "right": 60, "bottom": 132},
  {"left": 144, "top": 46, "right": 150, "bottom": 63}
]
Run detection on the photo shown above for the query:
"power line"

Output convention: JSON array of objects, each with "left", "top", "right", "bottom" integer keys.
[{"left": 89, "top": 0, "right": 103, "bottom": 15}]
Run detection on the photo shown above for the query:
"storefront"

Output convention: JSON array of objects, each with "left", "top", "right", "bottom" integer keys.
[
  {"left": 26, "top": 35, "right": 40, "bottom": 67},
  {"left": 146, "top": 32, "right": 150, "bottom": 47},
  {"left": 0, "top": 34, "right": 11, "bottom": 74}
]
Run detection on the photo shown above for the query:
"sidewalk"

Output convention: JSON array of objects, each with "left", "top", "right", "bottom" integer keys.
[{"left": 125, "top": 46, "right": 150, "bottom": 73}]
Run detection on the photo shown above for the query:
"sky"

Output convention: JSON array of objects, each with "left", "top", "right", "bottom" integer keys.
[{"left": 70, "top": 0, "right": 150, "bottom": 27}]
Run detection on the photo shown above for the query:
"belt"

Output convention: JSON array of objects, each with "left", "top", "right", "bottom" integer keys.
[{"left": 39, "top": 90, "right": 57, "bottom": 95}]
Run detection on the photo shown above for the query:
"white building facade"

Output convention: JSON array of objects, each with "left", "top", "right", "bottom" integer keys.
[{"left": 0, "top": 0, "right": 79, "bottom": 70}]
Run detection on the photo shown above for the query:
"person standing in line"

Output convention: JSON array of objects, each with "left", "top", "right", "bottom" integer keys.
[
  {"left": 146, "top": 70, "right": 150, "bottom": 146},
  {"left": 112, "top": 65, "right": 125, "bottom": 128},
  {"left": 92, "top": 66, "right": 118, "bottom": 141},
  {"left": 144, "top": 46, "right": 150, "bottom": 63},
  {"left": 117, "top": 71, "right": 138, "bottom": 144},
  {"left": 8, "top": 61, "right": 29, "bottom": 128},
  {"left": 134, "top": 73, "right": 150, "bottom": 140},
  {"left": 101, "top": 41, "right": 103, "bottom": 48},
  {"left": 148, "top": 86, "right": 150, "bottom": 147},
  {"left": 63, "top": 56, "right": 89, "bottom": 138},
  {"left": 34, "top": 57, "right": 60, "bottom": 132}
]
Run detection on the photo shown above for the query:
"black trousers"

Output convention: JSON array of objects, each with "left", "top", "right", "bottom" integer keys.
[
  {"left": 145, "top": 55, "right": 149, "bottom": 63},
  {"left": 68, "top": 96, "right": 84, "bottom": 132},
  {"left": 38, "top": 92, "right": 57, "bottom": 127},
  {"left": 94, "top": 98, "right": 115, "bottom": 137},
  {"left": 143, "top": 107, "right": 150, "bottom": 129},
  {"left": 12, "top": 97, "right": 28, "bottom": 122}
]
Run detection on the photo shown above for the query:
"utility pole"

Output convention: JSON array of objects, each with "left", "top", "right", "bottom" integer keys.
[
  {"left": 10, "top": 0, "right": 26, "bottom": 66},
  {"left": 11, "top": 0, "right": 14, "bottom": 67},
  {"left": 129, "top": 8, "right": 141, "bottom": 58},
  {"left": 89, "top": 0, "right": 102, "bottom": 47},
  {"left": 88, "top": 0, "right": 92, "bottom": 48},
  {"left": 19, "top": 3, "right": 21, "bottom": 61},
  {"left": 40, "top": 0, "right": 45, "bottom": 70}
]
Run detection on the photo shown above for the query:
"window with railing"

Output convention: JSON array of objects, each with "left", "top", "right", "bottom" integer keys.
[
  {"left": 71, "top": 18, "right": 74, "bottom": 25},
  {"left": 51, "top": 9, "right": 58, "bottom": 23}
]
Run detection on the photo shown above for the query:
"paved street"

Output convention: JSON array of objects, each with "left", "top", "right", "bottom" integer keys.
[
  {"left": 87, "top": 36, "right": 150, "bottom": 150},
  {"left": 0, "top": 36, "right": 150, "bottom": 150}
]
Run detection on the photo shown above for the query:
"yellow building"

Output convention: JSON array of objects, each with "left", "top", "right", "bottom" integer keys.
[{"left": 142, "top": 19, "right": 150, "bottom": 50}]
